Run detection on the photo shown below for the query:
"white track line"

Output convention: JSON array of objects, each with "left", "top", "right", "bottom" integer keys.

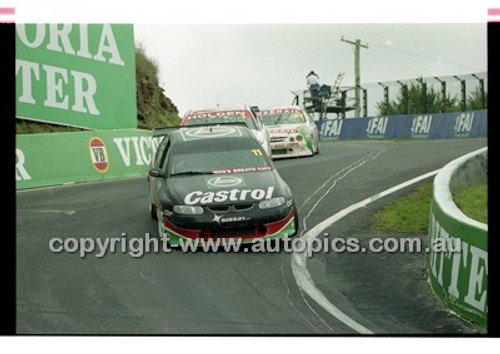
[
  {"left": 298, "top": 151, "right": 382, "bottom": 214},
  {"left": 292, "top": 150, "right": 383, "bottom": 332},
  {"left": 292, "top": 168, "right": 441, "bottom": 334}
]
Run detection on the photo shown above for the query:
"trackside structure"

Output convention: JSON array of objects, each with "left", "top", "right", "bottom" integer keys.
[{"left": 428, "top": 148, "right": 487, "bottom": 329}]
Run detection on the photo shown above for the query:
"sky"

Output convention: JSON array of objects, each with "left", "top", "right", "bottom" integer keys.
[
  {"left": 9, "top": 0, "right": 491, "bottom": 117},
  {"left": 134, "top": 23, "right": 487, "bottom": 116}
]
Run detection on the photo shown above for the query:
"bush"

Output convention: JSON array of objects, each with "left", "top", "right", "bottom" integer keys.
[{"left": 16, "top": 43, "right": 181, "bottom": 133}]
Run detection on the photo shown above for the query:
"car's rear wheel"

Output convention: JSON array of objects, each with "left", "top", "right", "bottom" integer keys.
[{"left": 315, "top": 141, "right": 320, "bottom": 155}]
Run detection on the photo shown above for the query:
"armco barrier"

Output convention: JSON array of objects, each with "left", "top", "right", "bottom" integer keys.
[
  {"left": 316, "top": 109, "right": 487, "bottom": 140},
  {"left": 16, "top": 129, "right": 159, "bottom": 190},
  {"left": 428, "top": 147, "right": 487, "bottom": 328}
]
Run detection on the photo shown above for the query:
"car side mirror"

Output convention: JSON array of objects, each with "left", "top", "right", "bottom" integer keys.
[{"left": 149, "top": 168, "right": 166, "bottom": 178}]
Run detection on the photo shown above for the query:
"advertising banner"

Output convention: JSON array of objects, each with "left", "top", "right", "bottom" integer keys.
[
  {"left": 316, "top": 110, "right": 487, "bottom": 140},
  {"left": 428, "top": 200, "right": 488, "bottom": 328},
  {"left": 16, "top": 129, "right": 160, "bottom": 190},
  {"left": 16, "top": 24, "right": 137, "bottom": 130}
]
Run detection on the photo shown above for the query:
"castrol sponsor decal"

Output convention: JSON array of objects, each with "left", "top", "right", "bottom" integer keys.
[{"left": 184, "top": 187, "right": 274, "bottom": 205}]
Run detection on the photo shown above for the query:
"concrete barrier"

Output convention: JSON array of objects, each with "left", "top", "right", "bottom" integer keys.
[
  {"left": 16, "top": 129, "right": 160, "bottom": 190},
  {"left": 428, "top": 147, "right": 487, "bottom": 328}
]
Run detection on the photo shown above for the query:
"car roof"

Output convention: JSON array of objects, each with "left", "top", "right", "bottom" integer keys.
[
  {"left": 161, "top": 125, "right": 256, "bottom": 145},
  {"left": 184, "top": 105, "right": 261, "bottom": 120},
  {"left": 181, "top": 106, "right": 262, "bottom": 127},
  {"left": 187, "top": 104, "right": 251, "bottom": 114}
]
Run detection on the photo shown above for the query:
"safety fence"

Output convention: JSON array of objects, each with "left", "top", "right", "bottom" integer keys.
[{"left": 316, "top": 109, "right": 487, "bottom": 140}]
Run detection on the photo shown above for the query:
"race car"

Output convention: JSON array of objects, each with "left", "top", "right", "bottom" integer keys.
[
  {"left": 259, "top": 106, "right": 320, "bottom": 158},
  {"left": 148, "top": 125, "right": 298, "bottom": 246},
  {"left": 181, "top": 105, "right": 272, "bottom": 156}
]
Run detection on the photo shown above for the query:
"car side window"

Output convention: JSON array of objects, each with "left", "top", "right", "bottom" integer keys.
[
  {"left": 155, "top": 137, "right": 169, "bottom": 169},
  {"left": 160, "top": 140, "right": 171, "bottom": 171},
  {"left": 153, "top": 141, "right": 164, "bottom": 167},
  {"left": 246, "top": 108, "right": 260, "bottom": 130},
  {"left": 255, "top": 114, "right": 264, "bottom": 130}
]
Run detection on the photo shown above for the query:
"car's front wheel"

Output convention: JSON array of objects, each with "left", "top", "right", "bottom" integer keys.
[
  {"left": 150, "top": 203, "right": 158, "bottom": 220},
  {"left": 292, "top": 202, "right": 300, "bottom": 236},
  {"left": 157, "top": 213, "right": 162, "bottom": 238},
  {"left": 157, "top": 212, "right": 168, "bottom": 244}
]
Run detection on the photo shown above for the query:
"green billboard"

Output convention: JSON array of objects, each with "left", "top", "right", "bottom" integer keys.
[
  {"left": 16, "top": 24, "right": 137, "bottom": 130},
  {"left": 16, "top": 129, "right": 159, "bottom": 190}
]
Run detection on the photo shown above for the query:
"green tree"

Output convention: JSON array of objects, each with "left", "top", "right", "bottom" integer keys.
[
  {"left": 376, "top": 78, "right": 461, "bottom": 116},
  {"left": 467, "top": 87, "right": 488, "bottom": 110}
]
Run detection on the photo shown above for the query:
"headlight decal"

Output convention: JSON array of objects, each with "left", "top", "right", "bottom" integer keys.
[
  {"left": 172, "top": 205, "right": 204, "bottom": 215},
  {"left": 259, "top": 197, "right": 286, "bottom": 209}
]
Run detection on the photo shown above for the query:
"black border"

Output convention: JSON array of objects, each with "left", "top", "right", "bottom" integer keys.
[
  {"left": 5, "top": 21, "right": 496, "bottom": 338},
  {"left": 1, "top": 22, "right": 16, "bottom": 335},
  {"left": 486, "top": 20, "right": 497, "bottom": 338}
]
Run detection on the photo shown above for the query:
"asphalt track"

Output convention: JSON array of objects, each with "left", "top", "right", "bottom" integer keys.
[{"left": 17, "top": 137, "right": 487, "bottom": 334}]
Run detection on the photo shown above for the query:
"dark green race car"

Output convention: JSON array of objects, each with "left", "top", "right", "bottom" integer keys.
[{"left": 148, "top": 125, "right": 298, "bottom": 246}]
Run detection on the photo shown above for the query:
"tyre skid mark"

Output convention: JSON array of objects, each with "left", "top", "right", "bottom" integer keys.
[
  {"left": 279, "top": 257, "right": 321, "bottom": 333},
  {"left": 287, "top": 149, "right": 384, "bottom": 333}
]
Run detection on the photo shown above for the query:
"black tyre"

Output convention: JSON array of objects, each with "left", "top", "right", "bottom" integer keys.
[
  {"left": 292, "top": 202, "right": 300, "bottom": 236},
  {"left": 150, "top": 203, "right": 158, "bottom": 220}
]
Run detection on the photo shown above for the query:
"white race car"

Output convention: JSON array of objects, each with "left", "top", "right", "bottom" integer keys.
[
  {"left": 181, "top": 105, "right": 272, "bottom": 156},
  {"left": 259, "top": 106, "right": 320, "bottom": 158}
]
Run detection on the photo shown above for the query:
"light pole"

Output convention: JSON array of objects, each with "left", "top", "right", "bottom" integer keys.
[
  {"left": 397, "top": 80, "right": 409, "bottom": 114},
  {"left": 471, "top": 73, "right": 486, "bottom": 109},
  {"left": 453, "top": 75, "right": 466, "bottom": 111},
  {"left": 434, "top": 77, "right": 447, "bottom": 113},
  {"left": 341, "top": 36, "right": 368, "bottom": 118},
  {"left": 378, "top": 82, "right": 389, "bottom": 116},
  {"left": 416, "top": 77, "right": 428, "bottom": 113}
]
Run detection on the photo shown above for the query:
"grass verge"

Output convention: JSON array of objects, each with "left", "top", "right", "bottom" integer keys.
[
  {"left": 369, "top": 181, "right": 433, "bottom": 233},
  {"left": 452, "top": 182, "right": 488, "bottom": 224}
]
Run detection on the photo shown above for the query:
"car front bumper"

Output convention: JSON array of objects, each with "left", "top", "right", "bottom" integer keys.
[
  {"left": 160, "top": 207, "right": 297, "bottom": 246},
  {"left": 270, "top": 139, "right": 313, "bottom": 159}
]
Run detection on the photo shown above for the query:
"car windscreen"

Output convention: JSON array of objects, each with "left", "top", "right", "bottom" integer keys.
[
  {"left": 183, "top": 112, "right": 258, "bottom": 130},
  {"left": 260, "top": 111, "right": 306, "bottom": 125},
  {"left": 169, "top": 139, "right": 271, "bottom": 175}
]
